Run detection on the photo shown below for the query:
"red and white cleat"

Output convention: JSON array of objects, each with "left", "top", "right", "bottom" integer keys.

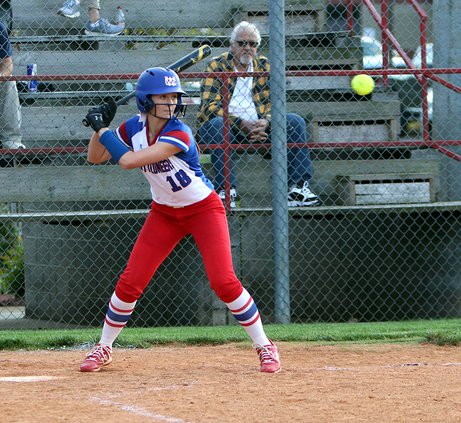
[
  {"left": 80, "top": 344, "right": 112, "bottom": 372},
  {"left": 255, "top": 340, "right": 281, "bottom": 373}
]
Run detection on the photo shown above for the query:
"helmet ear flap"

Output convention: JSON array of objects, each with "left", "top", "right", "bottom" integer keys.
[{"left": 143, "top": 96, "right": 154, "bottom": 113}]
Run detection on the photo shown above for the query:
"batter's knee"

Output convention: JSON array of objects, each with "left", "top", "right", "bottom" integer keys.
[
  {"left": 287, "top": 113, "right": 306, "bottom": 131},
  {"left": 115, "top": 278, "right": 145, "bottom": 303},
  {"left": 210, "top": 276, "right": 243, "bottom": 304}
]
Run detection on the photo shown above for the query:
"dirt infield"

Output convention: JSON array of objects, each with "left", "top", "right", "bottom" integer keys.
[{"left": 1, "top": 342, "right": 460, "bottom": 422}]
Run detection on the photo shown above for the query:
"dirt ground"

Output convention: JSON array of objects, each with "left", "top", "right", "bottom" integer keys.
[{"left": 1, "top": 342, "right": 461, "bottom": 423}]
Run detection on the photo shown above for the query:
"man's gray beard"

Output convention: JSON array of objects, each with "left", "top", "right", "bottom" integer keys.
[{"left": 240, "top": 55, "right": 253, "bottom": 66}]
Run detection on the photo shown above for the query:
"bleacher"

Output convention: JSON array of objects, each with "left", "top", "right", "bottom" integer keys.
[{"left": 2, "top": 0, "right": 440, "bottom": 207}]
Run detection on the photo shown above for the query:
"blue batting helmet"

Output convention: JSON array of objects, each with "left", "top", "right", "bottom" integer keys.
[{"left": 135, "top": 67, "right": 186, "bottom": 113}]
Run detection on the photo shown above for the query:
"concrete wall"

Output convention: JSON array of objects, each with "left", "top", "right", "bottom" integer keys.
[
  {"left": 23, "top": 205, "right": 461, "bottom": 325},
  {"left": 239, "top": 207, "right": 461, "bottom": 322},
  {"left": 432, "top": 0, "right": 461, "bottom": 201}
]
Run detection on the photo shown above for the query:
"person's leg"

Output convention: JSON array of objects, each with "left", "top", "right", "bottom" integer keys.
[
  {"left": 0, "top": 81, "right": 7, "bottom": 147},
  {"left": 284, "top": 113, "right": 320, "bottom": 206},
  {"left": 188, "top": 194, "right": 280, "bottom": 372},
  {"left": 84, "top": 0, "right": 125, "bottom": 35},
  {"left": 0, "top": 81, "right": 23, "bottom": 148},
  {"left": 80, "top": 206, "right": 186, "bottom": 372},
  {"left": 103, "top": 207, "right": 186, "bottom": 341},
  {"left": 198, "top": 117, "right": 237, "bottom": 190},
  {"left": 285, "top": 113, "right": 312, "bottom": 186},
  {"left": 87, "top": 0, "right": 100, "bottom": 23}
]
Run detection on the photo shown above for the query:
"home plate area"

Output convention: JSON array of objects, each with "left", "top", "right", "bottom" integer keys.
[{"left": 1, "top": 343, "right": 460, "bottom": 422}]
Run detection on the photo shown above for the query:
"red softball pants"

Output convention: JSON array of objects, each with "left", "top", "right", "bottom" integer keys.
[{"left": 114, "top": 191, "right": 244, "bottom": 304}]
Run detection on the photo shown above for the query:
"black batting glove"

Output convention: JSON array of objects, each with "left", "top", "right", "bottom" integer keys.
[
  {"left": 100, "top": 98, "right": 117, "bottom": 126},
  {"left": 85, "top": 108, "right": 107, "bottom": 132}
]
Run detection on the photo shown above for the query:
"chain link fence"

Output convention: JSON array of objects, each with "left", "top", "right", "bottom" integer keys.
[{"left": 0, "top": 0, "right": 460, "bottom": 328}]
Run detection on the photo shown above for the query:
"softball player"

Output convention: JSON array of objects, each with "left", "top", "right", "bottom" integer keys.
[{"left": 81, "top": 67, "right": 281, "bottom": 373}]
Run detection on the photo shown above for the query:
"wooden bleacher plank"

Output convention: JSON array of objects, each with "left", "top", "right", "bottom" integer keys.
[
  {"left": 11, "top": 0, "right": 234, "bottom": 33},
  {"left": 11, "top": 0, "right": 327, "bottom": 34},
  {"left": 0, "top": 155, "right": 441, "bottom": 207},
  {"left": 0, "top": 164, "right": 149, "bottom": 202},
  {"left": 11, "top": 47, "right": 221, "bottom": 77},
  {"left": 19, "top": 102, "right": 200, "bottom": 145}
]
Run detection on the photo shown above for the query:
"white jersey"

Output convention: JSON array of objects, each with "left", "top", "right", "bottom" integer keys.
[{"left": 115, "top": 114, "right": 213, "bottom": 207}]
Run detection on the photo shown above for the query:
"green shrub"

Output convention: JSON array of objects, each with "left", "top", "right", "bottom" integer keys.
[
  {"left": 0, "top": 236, "right": 25, "bottom": 297},
  {"left": 0, "top": 204, "right": 25, "bottom": 298}
]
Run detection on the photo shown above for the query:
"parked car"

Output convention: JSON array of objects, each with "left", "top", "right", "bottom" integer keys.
[
  {"left": 400, "top": 86, "right": 433, "bottom": 136},
  {"left": 412, "top": 43, "right": 433, "bottom": 68},
  {"left": 361, "top": 35, "right": 406, "bottom": 70},
  {"left": 399, "top": 44, "right": 433, "bottom": 135}
]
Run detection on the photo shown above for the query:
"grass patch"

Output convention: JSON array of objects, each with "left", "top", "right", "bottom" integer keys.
[{"left": 0, "top": 319, "right": 460, "bottom": 351}]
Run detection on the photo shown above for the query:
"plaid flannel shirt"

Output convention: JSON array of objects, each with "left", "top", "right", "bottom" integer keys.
[{"left": 197, "top": 51, "right": 271, "bottom": 131}]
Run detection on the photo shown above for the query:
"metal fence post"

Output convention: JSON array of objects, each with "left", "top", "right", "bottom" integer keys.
[{"left": 269, "top": 0, "right": 290, "bottom": 323}]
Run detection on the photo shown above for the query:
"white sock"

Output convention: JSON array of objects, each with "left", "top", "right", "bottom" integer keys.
[
  {"left": 226, "top": 288, "right": 270, "bottom": 346},
  {"left": 99, "top": 292, "right": 136, "bottom": 347}
]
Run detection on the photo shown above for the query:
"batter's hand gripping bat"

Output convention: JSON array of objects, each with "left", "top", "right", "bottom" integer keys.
[{"left": 82, "top": 44, "right": 211, "bottom": 127}]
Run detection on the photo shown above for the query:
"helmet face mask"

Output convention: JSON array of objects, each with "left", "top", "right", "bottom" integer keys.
[
  {"left": 135, "top": 67, "right": 187, "bottom": 117},
  {"left": 149, "top": 95, "right": 187, "bottom": 120}
]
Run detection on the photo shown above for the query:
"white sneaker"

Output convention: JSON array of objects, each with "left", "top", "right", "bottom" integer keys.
[
  {"left": 254, "top": 339, "right": 281, "bottom": 373},
  {"left": 57, "top": 0, "right": 80, "bottom": 18},
  {"left": 85, "top": 18, "right": 125, "bottom": 36},
  {"left": 218, "top": 188, "right": 238, "bottom": 209},
  {"left": 287, "top": 181, "right": 319, "bottom": 207},
  {"left": 2, "top": 141, "right": 25, "bottom": 149}
]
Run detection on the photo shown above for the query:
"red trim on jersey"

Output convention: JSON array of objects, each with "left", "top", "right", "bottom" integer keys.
[
  {"left": 229, "top": 296, "right": 252, "bottom": 314},
  {"left": 118, "top": 121, "right": 130, "bottom": 145},
  {"left": 162, "top": 129, "right": 191, "bottom": 148}
]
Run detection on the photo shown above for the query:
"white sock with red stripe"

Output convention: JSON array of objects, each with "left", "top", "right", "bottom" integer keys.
[
  {"left": 226, "top": 288, "right": 270, "bottom": 346},
  {"left": 99, "top": 292, "right": 137, "bottom": 347}
]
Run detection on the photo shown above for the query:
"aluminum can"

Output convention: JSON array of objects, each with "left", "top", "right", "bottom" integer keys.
[{"left": 27, "top": 63, "right": 38, "bottom": 92}]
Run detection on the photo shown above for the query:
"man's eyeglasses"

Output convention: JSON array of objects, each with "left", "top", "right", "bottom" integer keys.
[{"left": 236, "top": 40, "right": 259, "bottom": 48}]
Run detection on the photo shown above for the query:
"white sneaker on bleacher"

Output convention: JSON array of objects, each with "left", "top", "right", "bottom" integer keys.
[
  {"left": 85, "top": 18, "right": 125, "bottom": 36},
  {"left": 287, "top": 181, "right": 320, "bottom": 207},
  {"left": 2, "top": 140, "right": 25, "bottom": 149},
  {"left": 57, "top": 0, "right": 80, "bottom": 18},
  {"left": 218, "top": 188, "right": 239, "bottom": 209}
]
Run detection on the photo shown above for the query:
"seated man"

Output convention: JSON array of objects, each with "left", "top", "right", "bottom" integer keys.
[{"left": 197, "top": 21, "right": 319, "bottom": 208}]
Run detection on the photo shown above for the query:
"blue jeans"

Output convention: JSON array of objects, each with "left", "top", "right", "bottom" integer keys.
[{"left": 198, "top": 113, "right": 313, "bottom": 190}]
